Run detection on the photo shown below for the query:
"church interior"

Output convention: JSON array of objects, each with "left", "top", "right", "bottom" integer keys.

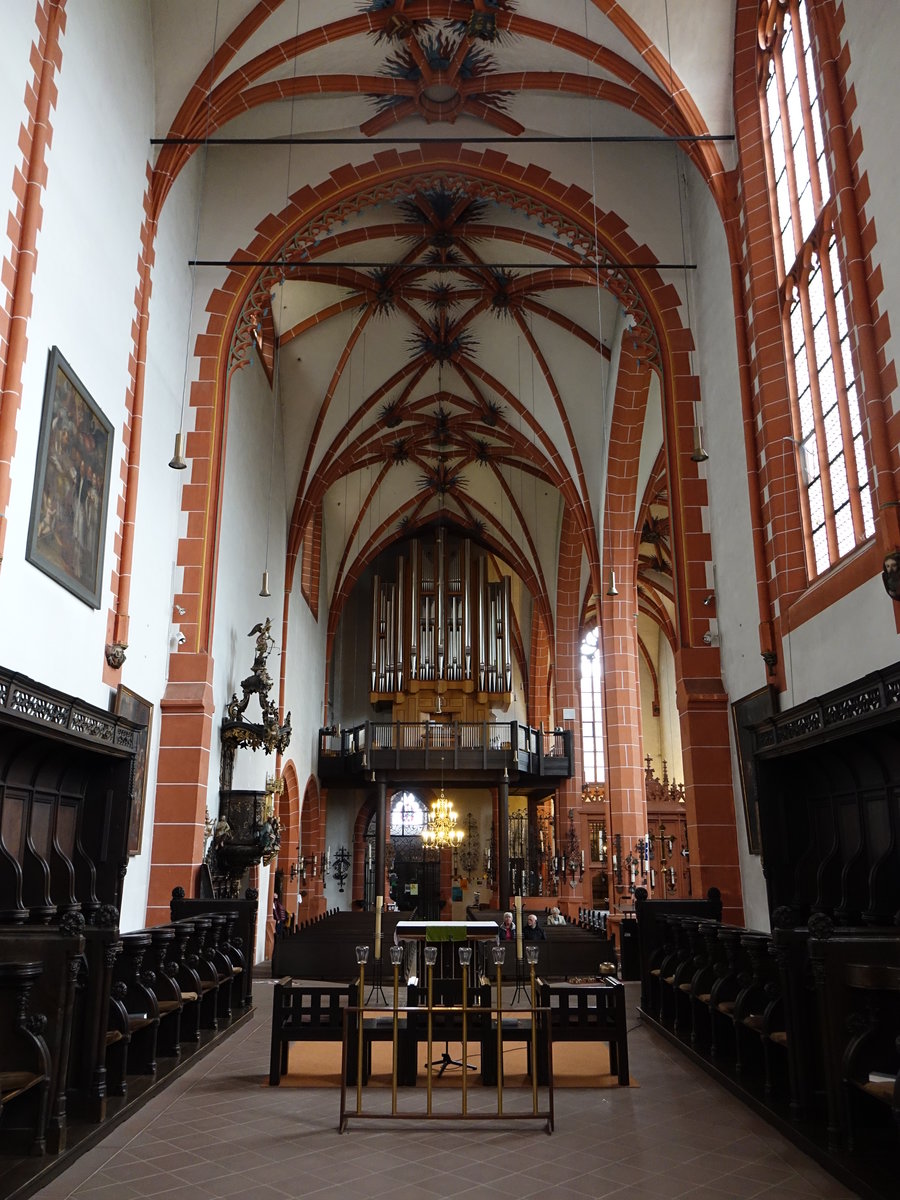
[{"left": 0, "top": 2, "right": 899, "bottom": 1197}]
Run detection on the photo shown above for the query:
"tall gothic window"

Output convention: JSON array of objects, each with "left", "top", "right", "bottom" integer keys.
[
  {"left": 580, "top": 628, "right": 604, "bottom": 784},
  {"left": 760, "top": 0, "right": 874, "bottom": 575}
]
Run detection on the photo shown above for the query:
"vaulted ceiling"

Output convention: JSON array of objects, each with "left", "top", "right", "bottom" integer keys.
[{"left": 151, "top": 0, "right": 735, "bottom": 662}]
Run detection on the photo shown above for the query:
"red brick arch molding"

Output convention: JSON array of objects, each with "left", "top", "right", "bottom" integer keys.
[
  {"left": 148, "top": 4, "right": 728, "bottom": 226},
  {"left": 142, "top": 147, "right": 727, "bottom": 921}
]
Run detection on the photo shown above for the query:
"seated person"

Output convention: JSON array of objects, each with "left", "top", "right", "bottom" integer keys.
[
  {"left": 547, "top": 906, "right": 566, "bottom": 926},
  {"left": 523, "top": 913, "right": 545, "bottom": 940},
  {"left": 499, "top": 911, "right": 516, "bottom": 940}
]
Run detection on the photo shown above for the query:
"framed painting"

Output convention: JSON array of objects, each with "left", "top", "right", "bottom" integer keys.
[
  {"left": 26, "top": 346, "right": 114, "bottom": 608},
  {"left": 731, "top": 684, "right": 777, "bottom": 856},
  {"left": 114, "top": 685, "right": 153, "bottom": 856}
]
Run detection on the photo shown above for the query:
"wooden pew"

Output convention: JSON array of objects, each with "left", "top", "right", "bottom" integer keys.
[
  {"left": 271, "top": 910, "right": 413, "bottom": 981},
  {"left": 173, "top": 917, "right": 220, "bottom": 1032},
  {"left": 268, "top": 978, "right": 354, "bottom": 1086},
  {"left": 111, "top": 932, "right": 160, "bottom": 1078},
  {"left": 535, "top": 976, "right": 629, "bottom": 1086},
  {"left": 634, "top": 889, "right": 723, "bottom": 1017},
  {"left": 169, "top": 893, "right": 257, "bottom": 1009},
  {"left": 147, "top": 926, "right": 184, "bottom": 1058},
  {"left": 0, "top": 962, "right": 52, "bottom": 1157},
  {"left": 0, "top": 925, "right": 84, "bottom": 1153},
  {"left": 809, "top": 930, "right": 900, "bottom": 1152}
]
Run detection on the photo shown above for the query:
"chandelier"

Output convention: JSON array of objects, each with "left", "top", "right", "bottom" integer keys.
[{"left": 421, "top": 789, "right": 465, "bottom": 850}]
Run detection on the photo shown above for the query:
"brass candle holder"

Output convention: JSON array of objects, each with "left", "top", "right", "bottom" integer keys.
[
  {"left": 389, "top": 942, "right": 403, "bottom": 1113},
  {"left": 458, "top": 944, "right": 473, "bottom": 1115},
  {"left": 525, "top": 943, "right": 540, "bottom": 1109},
  {"left": 355, "top": 944, "right": 369, "bottom": 1111},
  {"left": 424, "top": 944, "right": 437, "bottom": 1115},
  {"left": 491, "top": 943, "right": 506, "bottom": 1113}
]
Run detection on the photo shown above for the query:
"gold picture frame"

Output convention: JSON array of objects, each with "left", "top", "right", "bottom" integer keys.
[{"left": 26, "top": 346, "right": 114, "bottom": 608}]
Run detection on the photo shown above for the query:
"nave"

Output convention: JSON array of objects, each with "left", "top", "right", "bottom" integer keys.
[{"left": 26, "top": 976, "right": 857, "bottom": 1200}]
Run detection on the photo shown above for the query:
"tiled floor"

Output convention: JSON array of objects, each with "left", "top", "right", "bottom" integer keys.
[{"left": 30, "top": 981, "right": 862, "bottom": 1200}]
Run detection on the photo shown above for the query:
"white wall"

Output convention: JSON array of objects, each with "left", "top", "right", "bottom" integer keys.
[
  {"left": 0, "top": 1, "right": 156, "bottom": 700},
  {"left": 686, "top": 161, "right": 770, "bottom": 928},
  {"left": 0, "top": 3, "right": 203, "bottom": 932},
  {"left": 836, "top": 2, "right": 900, "bottom": 445},
  {"left": 0, "top": 5, "right": 36, "bottom": 245}
]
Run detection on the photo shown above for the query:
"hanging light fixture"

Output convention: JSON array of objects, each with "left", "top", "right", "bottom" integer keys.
[
  {"left": 420, "top": 788, "right": 465, "bottom": 850},
  {"left": 606, "top": 569, "right": 619, "bottom": 597}
]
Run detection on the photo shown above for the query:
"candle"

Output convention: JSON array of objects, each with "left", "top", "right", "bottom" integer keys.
[
  {"left": 650, "top": 869, "right": 656, "bottom": 889},
  {"left": 375, "top": 895, "right": 383, "bottom": 960},
  {"left": 514, "top": 895, "right": 523, "bottom": 960},
  {"left": 581, "top": 850, "right": 584, "bottom": 870}
]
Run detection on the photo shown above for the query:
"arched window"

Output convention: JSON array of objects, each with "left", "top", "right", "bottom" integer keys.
[
  {"left": 580, "top": 628, "right": 604, "bottom": 785},
  {"left": 390, "top": 791, "right": 427, "bottom": 837},
  {"left": 759, "top": 0, "right": 874, "bottom": 575}
]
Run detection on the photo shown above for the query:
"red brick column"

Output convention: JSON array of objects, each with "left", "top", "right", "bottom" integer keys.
[
  {"left": 553, "top": 505, "right": 586, "bottom": 882},
  {"left": 527, "top": 607, "right": 551, "bottom": 729},
  {"left": 602, "top": 347, "right": 651, "bottom": 905},
  {"left": 676, "top": 648, "right": 744, "bottom": 925},
  {"left": 145, "top": 651, "right": 215, "bottom": 925}
]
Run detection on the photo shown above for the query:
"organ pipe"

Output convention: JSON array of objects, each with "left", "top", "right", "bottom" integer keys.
[
  {"left": 371, "top": 573, "right": 379, "bottom": 692},
  {"left": 397, "top": 555, "right": 404, "bottom": 691},
  {"left": 410, "top": 540, "right": 418, "bottom": 680},
  {"left": 369, "top": 535, "right": 512, "bottom": 699}
]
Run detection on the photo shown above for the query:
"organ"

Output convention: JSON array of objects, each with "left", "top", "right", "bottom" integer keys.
[{"left": 370, "top": 530, "right": 513, "bottom": 715}]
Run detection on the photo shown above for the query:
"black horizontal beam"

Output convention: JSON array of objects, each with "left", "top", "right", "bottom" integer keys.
[
  {"left": 154, "top": 133, "right": 733, "bottom": 146},
  {"left": 188, "top": 259, "right": 696, "bottom": 271}
]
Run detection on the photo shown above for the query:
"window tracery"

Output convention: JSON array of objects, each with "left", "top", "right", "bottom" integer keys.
[{"left": 759, "top": 0, "right": 874, "bottom": 575}]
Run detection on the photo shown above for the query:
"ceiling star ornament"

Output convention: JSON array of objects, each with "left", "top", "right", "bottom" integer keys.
[
  {"left": 421, "top": 788, "right": 465, "bottom": 849},
  {"left": 433, "top": 405, "right": 452, "bottom": 443},
  {"left": 472, "top": 438, "right": 492, "bottom": 465},
  {"left": 481, "top": 399, "right": 504, "bottom": 427},
  {"left": 366, "top": 266, "right": 398, "bottom": 316},
  {"left": 489, "top": 269, "right": 519, "bottom": 317},
  {"left": 397, "top": 188, "right": 489, "bottom": 236},
  {"left": 410, "top": 317, "right": 477, "bottom": 363},
  {"left": 361, "top": 0, "right": 433, "bottom": 44},
  {"left": 424, "top": 282, "right": 461, "bottom": 311},
  {"left": 389, "top": 437, "right": 409, "bottom": 466},
  {"left": 379, "top": 399, "right": 404, "bottom": 428},
  {"left": 371, "top": 30, "right": 509, "bottom": 125},
  {"left": 454, "top": 0, "right": 517, "bottom": 43},
  {"left": 418, "top": 458, "right": 467, "bottom": 496}
]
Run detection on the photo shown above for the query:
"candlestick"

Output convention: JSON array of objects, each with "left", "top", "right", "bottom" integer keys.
[{"left": 514, "top": 894, "right": 523, "bottom": 961}]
